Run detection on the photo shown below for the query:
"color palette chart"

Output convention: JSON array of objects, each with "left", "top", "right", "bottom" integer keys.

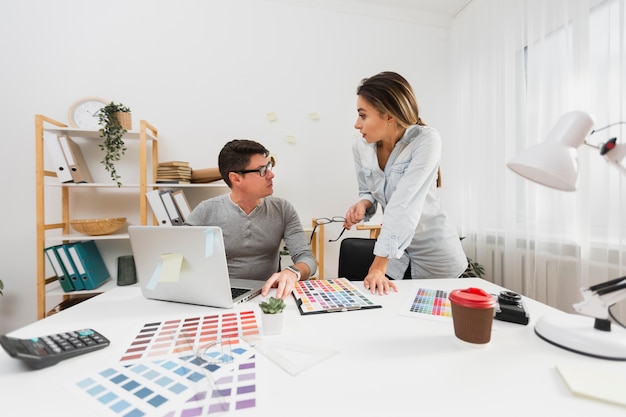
[
  {"left": 399, "top": 284, "right": 452, "bottom": 321},
  {"left": 293, "top": 278, "right": 382, "bottom": 315},
  {"left": 119, "top": 311, "right": 259, "bottom": 364},
  {"left": 72, "top": 311, "right": 260, "bottom": 416}
]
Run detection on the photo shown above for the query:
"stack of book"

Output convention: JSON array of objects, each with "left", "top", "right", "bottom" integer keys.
[{"left": 156, "top": 161, "right": 192, "bottom": 184}]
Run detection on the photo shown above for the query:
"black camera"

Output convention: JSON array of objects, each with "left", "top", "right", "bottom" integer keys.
[{"left": 494, "top": 290, "right": 529, "bottom": 325}]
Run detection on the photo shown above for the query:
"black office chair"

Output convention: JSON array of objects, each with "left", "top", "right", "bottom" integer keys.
[
  {"left": 338, "top": 238, "right": 376, "bottom": 281},
  {"left": 338, "top": 237, "right": 411, "bottom": 280}
]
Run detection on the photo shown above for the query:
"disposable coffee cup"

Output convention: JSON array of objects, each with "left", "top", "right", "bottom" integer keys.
[{"left": 449, "top": 287, "right": 496, "bottom": 344}]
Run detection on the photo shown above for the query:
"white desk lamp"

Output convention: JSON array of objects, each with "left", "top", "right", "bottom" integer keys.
[{"left": 507, "top": 110, "right": 626, "bottom": 360}]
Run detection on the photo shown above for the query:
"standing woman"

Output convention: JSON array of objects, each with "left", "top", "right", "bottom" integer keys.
[{"left": 343, "top": 71, "right": 467, "bottom": 295}]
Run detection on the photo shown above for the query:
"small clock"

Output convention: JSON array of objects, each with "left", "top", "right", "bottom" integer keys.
[{"left": 68, "top": 97, "right": 109, "bottom": 129}]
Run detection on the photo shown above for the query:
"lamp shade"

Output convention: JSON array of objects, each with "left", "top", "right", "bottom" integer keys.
[
  {"left": 605, "top": 144, "right": 626, "bottom": 177},
  {"left": 507, "top": 111, "right": 594, "bottom": 191}
]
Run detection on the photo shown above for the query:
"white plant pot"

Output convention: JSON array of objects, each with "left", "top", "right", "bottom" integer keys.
[{"left": 261, "top": 313, "right": 284, "bottom": 335}]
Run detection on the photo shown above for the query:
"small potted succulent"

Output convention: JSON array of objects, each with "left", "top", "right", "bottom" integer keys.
[
  {"left": 259, "top": 296, "right": 286, "bottom": 334},
  {"left": 97, "top": 102, "right": 131, "bottom": 187}
]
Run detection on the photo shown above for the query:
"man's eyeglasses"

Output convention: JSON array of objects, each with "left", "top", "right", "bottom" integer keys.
[
  {"left": 309, "top": 216, "right": 347, "bottom": 244},
  {"left": 234, "top": 161, "right": 273, "bottom": 177}
]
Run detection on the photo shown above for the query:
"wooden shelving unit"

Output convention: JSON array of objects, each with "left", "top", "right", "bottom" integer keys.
[{"left": 35, "top": 114, "right": 159, "bottom": 319}]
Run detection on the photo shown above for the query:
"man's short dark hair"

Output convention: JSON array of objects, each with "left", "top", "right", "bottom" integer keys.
[{"left": 218, "top": 139, "right": 270, "bottom": 187}]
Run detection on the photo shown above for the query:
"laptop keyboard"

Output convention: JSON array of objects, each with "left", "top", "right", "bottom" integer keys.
[{"left": 231, "top": 287, "right": 250, "bottom": 299}]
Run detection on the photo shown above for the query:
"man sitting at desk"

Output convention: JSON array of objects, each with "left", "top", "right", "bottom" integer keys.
[{"left": 185, "top": 139, "right": 316, "bottom": 299}]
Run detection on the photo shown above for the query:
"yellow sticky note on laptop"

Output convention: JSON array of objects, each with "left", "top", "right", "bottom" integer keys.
[{"left": 147, "top": 253, "right": 183, "bottom": 289}]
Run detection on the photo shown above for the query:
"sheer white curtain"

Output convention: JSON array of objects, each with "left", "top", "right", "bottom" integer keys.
[{"left": 450, "top": 0, "right": 626, "bottom": 315}]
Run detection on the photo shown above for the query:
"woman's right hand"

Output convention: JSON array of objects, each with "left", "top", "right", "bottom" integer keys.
[
  {"left": 344, "top": 201, "right": 369, "bottom": 229},
  {"left": 363, "top": 269, "right": 398, "bottom": 295}
]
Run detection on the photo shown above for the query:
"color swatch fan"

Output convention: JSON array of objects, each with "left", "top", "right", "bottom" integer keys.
[{"left": 71, "top": 311, "right": 260, "bottom": 416}]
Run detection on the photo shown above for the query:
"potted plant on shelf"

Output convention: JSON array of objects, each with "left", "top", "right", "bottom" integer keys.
[
  {"left": 97, "top": 102, "right": 131, "bottom": 187},
  {"left": 0, "top": 278, "right": 4, "bottom": 296},
  {"left": 259, "top": 296, "right": 286, "bottom": 334}
]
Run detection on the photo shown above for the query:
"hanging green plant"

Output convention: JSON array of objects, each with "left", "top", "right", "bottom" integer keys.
[{"left": 97, "top": 102, "right": 131, "bottom": 187}]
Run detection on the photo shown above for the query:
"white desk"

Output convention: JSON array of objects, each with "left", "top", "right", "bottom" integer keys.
[{"left": 1, "top": 278, "right": 624, "bottom": 416}]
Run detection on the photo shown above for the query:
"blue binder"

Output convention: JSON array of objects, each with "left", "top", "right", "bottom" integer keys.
[
  {"left": 67, "top": 240, "right": 110, "bottom": 290},
  {"left": 55, "top": 244, "right": 84, "bottom": 290},
  {"left": 44, "top": 245, "right": 74, "bottom": 293}
]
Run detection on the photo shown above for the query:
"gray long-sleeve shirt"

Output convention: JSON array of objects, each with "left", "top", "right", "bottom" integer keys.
[{"left": 185, "top": 193, "right": 317, "bottom": 281}]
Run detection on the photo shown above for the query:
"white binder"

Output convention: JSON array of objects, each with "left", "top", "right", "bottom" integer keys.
[
  {"left": 172, "top": 189, "right": 192, "bottom": 222},
  {"left": 58, "top": 134, "right": 94, "bottom": 183},
  {"left": 146, "top": 190, "right": 172, "bottom": 226},
  {"left": 43, "top": 133, "right": 73, "bottom": 183},
  {"left": 159, "top": 190, "right": 183, "bottom": 226}
]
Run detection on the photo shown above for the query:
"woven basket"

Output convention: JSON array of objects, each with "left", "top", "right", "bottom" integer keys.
[
  {"left": 114, "top": 112, "right": 132, "bottom": 130},
  {"left": 70, "top": 217, "right": 127, "bottom": 236}
]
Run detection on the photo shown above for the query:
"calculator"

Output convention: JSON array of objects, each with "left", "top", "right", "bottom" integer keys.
[{"left": 0, "top": 328, "right": 110, "bottom": 369}]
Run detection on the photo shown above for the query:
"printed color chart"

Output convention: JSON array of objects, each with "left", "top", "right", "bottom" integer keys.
[
  {"left": 119, "top": 311, "right": 259, "bottom": 364},
  {"left": 73, "top": 311, "right": 260, "bottom": 417},
  {"left": 399, "top": 285, "right": 452, "bottom": 321},
  {"left": 293, "top": 278, "right": 381, "bottom": 315}
]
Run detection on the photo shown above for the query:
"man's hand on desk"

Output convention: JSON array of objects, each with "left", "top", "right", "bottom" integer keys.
[{"left": 261, "top": 264, "right": 308, "bottom": 300}]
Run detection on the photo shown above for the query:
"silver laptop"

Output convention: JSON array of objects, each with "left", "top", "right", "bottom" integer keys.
[{"left": 128, "top": 226, "right": 263, "bottom": 308}]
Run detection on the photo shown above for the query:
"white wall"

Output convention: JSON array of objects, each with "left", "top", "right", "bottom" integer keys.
[{"left": 0, "top": 0, "right": 453, "bottom": 333}]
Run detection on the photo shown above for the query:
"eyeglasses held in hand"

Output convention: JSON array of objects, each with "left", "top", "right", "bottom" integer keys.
[
  {"left": 309, "top": 216, "right": 347, "bottom": 244},
  {"left": 234, "top": 161, "right": 273, "bottom": 177}
]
